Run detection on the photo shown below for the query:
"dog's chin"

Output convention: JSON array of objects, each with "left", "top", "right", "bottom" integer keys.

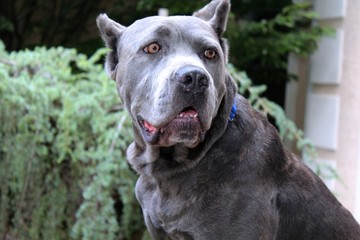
[{"left": 138, "top": 108, "right": 205, "bottom": 148}]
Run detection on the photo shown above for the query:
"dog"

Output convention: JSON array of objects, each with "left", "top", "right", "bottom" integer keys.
[{"left": 96, "top": 0, "right": 360, "bottom": 239}]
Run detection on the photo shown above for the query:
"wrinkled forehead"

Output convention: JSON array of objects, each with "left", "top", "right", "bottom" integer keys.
[{"left": 121, "top": 16, "right": 220, "bottom": 50}]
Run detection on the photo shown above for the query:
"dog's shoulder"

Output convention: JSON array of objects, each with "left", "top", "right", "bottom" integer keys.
[
  {"left": 224, "top": 99, "right": 360, "bottom": 239},
  {"left": 224, "top": 95, "right": 288, "bottom": 172}
]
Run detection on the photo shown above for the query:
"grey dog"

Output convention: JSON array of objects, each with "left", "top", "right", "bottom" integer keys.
[{"left": 96, "top": 0, "right": 360, "bottom": 239}]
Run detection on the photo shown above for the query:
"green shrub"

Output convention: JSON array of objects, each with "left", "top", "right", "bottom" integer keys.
[{"left": 0, "top": 42, "right": 145, "bottom": 240}]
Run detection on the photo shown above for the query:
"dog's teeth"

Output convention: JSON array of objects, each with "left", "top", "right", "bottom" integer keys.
[{"left": 178, "top": 113, "right": 198, "bottom": 118}]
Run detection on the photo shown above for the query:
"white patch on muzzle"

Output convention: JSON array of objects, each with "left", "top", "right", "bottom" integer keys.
[{"left": 152, "top": 54, "right": 214, "bottom": 108}]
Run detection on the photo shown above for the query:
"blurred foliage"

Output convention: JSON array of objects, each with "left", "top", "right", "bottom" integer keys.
[
  {"left": 137, "top": 0, "right": 290, "bottom": 17},
  {"left": 137, "top": 0, "right": 207, "bottom": 13},
  {"left": 0, "top": 42, "right": 146, "bottom": 239},
  {"left": 0, "top": 0, "right": 143, "bottom": 52},
  {"left": 229, "top": 2, "right": 332, "bottom": 107},
  {"left": 226, "top": 2, "right": 333, "bottom": 85}
]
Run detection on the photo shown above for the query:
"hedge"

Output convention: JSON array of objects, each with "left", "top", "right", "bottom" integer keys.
[{"left": 0, "top": 42, "right": 146, "bottom": 240}]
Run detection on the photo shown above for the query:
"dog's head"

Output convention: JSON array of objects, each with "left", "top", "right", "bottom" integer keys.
[{"left": 97, "top": 0, "right": 233, "bottom": 149}]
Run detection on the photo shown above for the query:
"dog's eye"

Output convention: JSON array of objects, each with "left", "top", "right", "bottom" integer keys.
[
  {"left": 144, "top": 43, "right": 161, "bottom": 54},
  {"left": 204, "top": 49, "right": 217, "bottom": 59}
]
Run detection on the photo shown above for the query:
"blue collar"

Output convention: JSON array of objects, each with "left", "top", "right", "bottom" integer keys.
[{"left": 228, "top": 99, "right": 236, "bottom": 122}]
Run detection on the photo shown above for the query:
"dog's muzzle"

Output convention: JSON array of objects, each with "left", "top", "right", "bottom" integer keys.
[{"left": 136, "top": 65, "right": 212, "bottom": 147}]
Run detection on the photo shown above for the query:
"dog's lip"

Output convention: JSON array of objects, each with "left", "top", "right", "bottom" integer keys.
[
  {"left": 138, "top": 116, "right": 161, "bottom": 144},
  {"left": 138, "top": 107, "right": 200, "bottom": 144}
]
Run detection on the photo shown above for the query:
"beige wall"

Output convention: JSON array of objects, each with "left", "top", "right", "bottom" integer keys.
[
  {"left": 286, "top": 0, "right": 360, "bottom": 220},
  {"left": 338, "top": 0, "right": 360, "bottom": 218}
]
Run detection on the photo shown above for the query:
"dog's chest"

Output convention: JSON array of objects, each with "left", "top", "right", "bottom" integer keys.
[{"left": 136, "top": 176, "right": 199, "bottom": 234}]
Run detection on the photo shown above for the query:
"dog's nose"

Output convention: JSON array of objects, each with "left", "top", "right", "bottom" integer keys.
[{"left": 174, "top": 66, "right": 209, "bottom": 93}]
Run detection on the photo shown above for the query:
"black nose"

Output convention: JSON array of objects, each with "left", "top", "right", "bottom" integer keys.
[{"left": 174, "top": 66, "right": 209, "bottom": 93}]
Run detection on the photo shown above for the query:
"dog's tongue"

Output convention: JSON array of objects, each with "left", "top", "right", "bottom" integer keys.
[{"left": 143, "top": 120, "right": 157, "bottom": 134}]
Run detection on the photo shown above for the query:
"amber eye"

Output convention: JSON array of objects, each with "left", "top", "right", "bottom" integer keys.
[
  {"left": 204, "top": 49, "right": 217, "bottom": 59},
  {"left": 144, "top": 43, "right": 161, "bottom": 54}
]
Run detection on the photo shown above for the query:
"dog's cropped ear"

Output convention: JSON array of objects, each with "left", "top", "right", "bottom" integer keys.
[
  {"left": 96, "top": 14, "right": 126, "bottom": 80},
  {"left": 193, "top": 0, "right": 230, "bottom": 36}
]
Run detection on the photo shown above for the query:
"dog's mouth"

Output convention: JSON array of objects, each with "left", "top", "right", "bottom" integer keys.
[{"left": 138, "top": 107, "right": 204, "bottom": 147}]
